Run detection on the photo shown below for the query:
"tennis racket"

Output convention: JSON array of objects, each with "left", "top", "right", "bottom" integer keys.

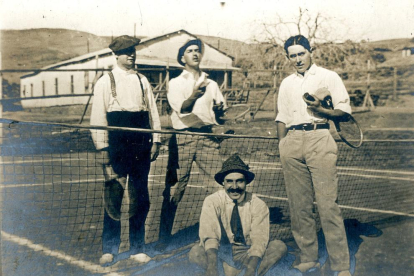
[
  {"left": 304, "top": 93, "right": 364, "bottom": 148},
  {"left": 219, "top": 104, "right": 251, "bottom": 122}
]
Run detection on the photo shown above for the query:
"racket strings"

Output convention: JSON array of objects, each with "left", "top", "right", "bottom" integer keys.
[{"left": 336, "top": 118, "right": 363, "bottom": 147}]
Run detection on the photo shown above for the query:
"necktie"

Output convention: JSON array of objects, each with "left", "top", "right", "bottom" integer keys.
[{"left": 230, "top": 200, "right": 245, "bottom": 244}]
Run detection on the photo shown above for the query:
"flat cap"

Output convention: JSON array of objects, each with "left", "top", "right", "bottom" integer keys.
[{"left": 109, "top": 35, "right": 141, "bottom": 53}]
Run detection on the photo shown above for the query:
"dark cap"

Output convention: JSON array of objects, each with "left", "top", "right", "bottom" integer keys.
[
  {"left": 284, "top": 35, "right": 312, "bottom": 54},
  {"left": 215, "top": 154, "right": 255, "bottom": 185},
  {"left": 109, "top": 35, "right": 141, "bottom": 53},
  {"left": 177, "top": 39, "right": 204, "bottom": 66}
]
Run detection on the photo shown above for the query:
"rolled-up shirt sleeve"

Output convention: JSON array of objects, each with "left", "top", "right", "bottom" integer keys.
[
  {"left": 247, "top": 199, "right": 270, "bottom": 258},
  {"left": 199, "top": 195, "right": 222, "bottom": 252},
  {"left": 90, "top": 76, "right": 109, "bottom": 150},
  {"left": 167, "top": 79, "right": 192, "bottom": 118},
  {"left": 275, "top": 80, "right": 290, "bottom": 124},
  {"left": 327, "top": 72, "right": 352, "bottom": 115}
]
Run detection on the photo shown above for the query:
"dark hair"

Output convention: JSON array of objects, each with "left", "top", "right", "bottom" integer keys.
[{"left": 284, "top": 35, "right": 311, "bottom": 54}]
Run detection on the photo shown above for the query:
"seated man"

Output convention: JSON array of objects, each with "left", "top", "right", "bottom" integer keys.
[{"left": 189, "top": 154, "right": 287, "bottom": 276}]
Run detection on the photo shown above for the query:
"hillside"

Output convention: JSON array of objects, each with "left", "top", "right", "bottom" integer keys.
[
  {"left": 1, "top": 29, "right": 115, "bottom": 83},
  {"left": 1, "top": 28, "right": 413, "bottom": 85}
]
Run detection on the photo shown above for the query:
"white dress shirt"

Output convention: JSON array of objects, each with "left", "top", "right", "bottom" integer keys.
[
  {"left": 276, "top": 64, "right": 352, "bottom": 127},
  {"left": 167, "top": 70, "right": 226, "bottom": 130},
  {"left": 90, "top": 66, "right": 161, "bottom": 149},
  {"left": 199, "top": 189, "right": 270, "bottom": 258}
]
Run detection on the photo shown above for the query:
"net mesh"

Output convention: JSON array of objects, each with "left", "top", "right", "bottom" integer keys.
[{"left": 0, "top": 119, "right": 413, "bottom": 275}]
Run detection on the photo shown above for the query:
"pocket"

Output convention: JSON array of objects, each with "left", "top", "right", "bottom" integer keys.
[{"left": 279, "top": 132, "right": 289, "bottom": 148}]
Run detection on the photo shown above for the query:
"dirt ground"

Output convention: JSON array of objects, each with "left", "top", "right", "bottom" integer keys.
[{"left": 1, "top": 95, "right": 413, "bottom": 276}]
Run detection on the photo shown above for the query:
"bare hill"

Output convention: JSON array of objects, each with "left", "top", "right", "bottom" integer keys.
[
  {"left": 1, "top": 28, "right": 413, "bottom": 84},
  {"left": 1, "top": 29, "right": 115, "bottom": 83}
]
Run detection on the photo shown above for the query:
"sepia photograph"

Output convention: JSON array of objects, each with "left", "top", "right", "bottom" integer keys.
[{"left": 0, "top": 0, "right": 413, "bottom": 275}]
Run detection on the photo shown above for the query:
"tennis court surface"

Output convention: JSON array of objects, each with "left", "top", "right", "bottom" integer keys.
[{"left": 0, "top": 118, "right": 413, "bottom": 275}]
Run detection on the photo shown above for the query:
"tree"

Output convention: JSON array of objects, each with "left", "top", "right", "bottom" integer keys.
[{"left": 250, "top": 8, "right": 376, "bottom": 71}]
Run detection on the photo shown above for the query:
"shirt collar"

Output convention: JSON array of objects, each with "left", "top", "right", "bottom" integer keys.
[
  {"left": 113, "top": 65, "right": 137, "bottom": 75},
  {"left": 181, "top": 69, "right": 207, "bottom": 80},
  {"left": 295, "top": 63, "right": 318, "bottom": 77}
]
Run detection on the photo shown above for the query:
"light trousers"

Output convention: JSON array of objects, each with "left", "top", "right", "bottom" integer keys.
[{"left": 279, "top": 129, "right": 350, "bottom": 271}]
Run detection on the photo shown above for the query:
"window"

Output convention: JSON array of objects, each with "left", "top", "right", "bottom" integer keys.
[{"left": 30, "top": 83, "right": 33, "bottom": 97}]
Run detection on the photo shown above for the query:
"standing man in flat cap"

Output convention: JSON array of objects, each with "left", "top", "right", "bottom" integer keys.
[
  {"left": 276, "top": 35, "right": 351, "bottom": 276},
  {"left": 189, "top": 154, "right": 287, "bottom": 276},
  {"left": 158, "top": 39, "right": 227, "bottom": 245},
  {"left": 90, "top": 35, "right": 162, "bottom": 265}
]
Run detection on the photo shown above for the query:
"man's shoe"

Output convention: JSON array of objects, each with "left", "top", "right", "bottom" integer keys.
[
  {"left": 222, "top": 262, "right": 242, "bottom": 276},
  {"left": 99, "top": 253, "right": 114, "bottom": 265},
  {"left": 293, "top": 261, "right": 321, "bottom": 272},
  {"left": 337, "top": 271, "right": 351, "bottom": 276},
  {"left": 130, "top": 253, "right": 151, "bottom": 264}
]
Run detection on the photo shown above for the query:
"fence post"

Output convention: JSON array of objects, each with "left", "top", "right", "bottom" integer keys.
[
  {"left": 393, "top": 67, "right": 398, "bottom": 100},
  {"left": 362, "top": 60, "right": 375, "bottom": 110}
]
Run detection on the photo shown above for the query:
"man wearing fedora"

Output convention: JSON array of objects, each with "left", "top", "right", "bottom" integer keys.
[
  {"left": 189, "top": 154, "right": 287, "bottom": 276},
  {"left": 90, "top": 35, "right": 161, "bottom": 265},
  {"left": 158, "top": 39, "right": 227, "bottom": 244}
]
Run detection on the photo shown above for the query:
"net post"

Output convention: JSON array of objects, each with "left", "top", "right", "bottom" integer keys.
[{"left": 0, "top": 51, "right": 3, "bottom": 276}]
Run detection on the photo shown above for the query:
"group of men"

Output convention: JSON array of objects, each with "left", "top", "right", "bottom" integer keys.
[{"left": 90, "top": 34, "right": 353, "bottom": 276}]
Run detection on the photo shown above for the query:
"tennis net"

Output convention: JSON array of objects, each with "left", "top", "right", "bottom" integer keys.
[{"left": 0, "top": 118, "right": 413, "bottom": 275}]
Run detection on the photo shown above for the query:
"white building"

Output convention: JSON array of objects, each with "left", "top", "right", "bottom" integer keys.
[{"left": 20, "top": 30, "right": 238, "bottom": 109}]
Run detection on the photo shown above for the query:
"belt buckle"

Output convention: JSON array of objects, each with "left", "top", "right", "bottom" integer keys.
[{"left": 302, "top": 124, "right": 309, "bottom": 131}]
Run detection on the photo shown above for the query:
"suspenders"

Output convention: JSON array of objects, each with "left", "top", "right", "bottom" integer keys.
[{"left": 107, "top": 71, "right": 154, "bottom": 130}]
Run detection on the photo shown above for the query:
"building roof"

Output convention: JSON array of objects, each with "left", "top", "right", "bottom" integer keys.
[{"left": 21, "top": 30, "right": 239, "bottom": 79}]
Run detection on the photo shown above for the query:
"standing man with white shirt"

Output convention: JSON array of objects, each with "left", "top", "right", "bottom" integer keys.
[
  {"left": 90, "top": 35, "right": 161, "bottom": 265},
  {"left": 158, "top": 39, "right": 226, "bottom": 244},
  {"left": 276, "top": 35, "right": 351, "bottom": 276}
]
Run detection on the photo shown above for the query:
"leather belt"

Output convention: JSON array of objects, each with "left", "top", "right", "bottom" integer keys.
[{"left": 288, "top": 123, "right": 330, "bottom": 131}]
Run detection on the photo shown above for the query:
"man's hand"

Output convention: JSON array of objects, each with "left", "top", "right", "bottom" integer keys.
[
  {"left": 213, "top": 99, "right": 226, "bottom": 125},
  {"left": 194, "top": 73, "right": 208, "bottom": 90},
  {"left": 150, "top": 142, "right": 160, "bottom": 162},
  {"left": 303, "top": 94, "right": 325, "bottom": 114},
  {"left": 180, "top": 76, "right": 209, "bottom": 113},
  {"left": 99, "top": 148, "right": 111, "bottom": 165},
  {"left": 205, "top": 265, "right": 217, "bottom": 276}
]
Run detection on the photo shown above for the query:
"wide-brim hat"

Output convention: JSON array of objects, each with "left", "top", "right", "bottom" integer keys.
[
  {"left": 177, "top": 39, "right": 204, "bottom": 66},
  {"left": 215, "top": 154, "right": 255, "bottom": 185},
  {"left": 109, "top": 35, "right": 141, "bottom": 53}
]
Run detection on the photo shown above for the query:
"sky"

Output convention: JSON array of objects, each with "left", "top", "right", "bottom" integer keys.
[{"left": 1, "top": 0, "right": 413, "bottom": 43}]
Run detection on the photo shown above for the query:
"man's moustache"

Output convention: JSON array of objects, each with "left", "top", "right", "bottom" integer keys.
[{"left": 227, "top": 188, "right": 244, "bottom": 194}]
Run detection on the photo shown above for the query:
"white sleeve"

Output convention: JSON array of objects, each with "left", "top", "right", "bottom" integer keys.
[
  {"left": 327, "top": 72, "right": 352, "bottom": 115},
  {"left": 275, "top": 79, "right": 290, "bottom": 124},
  {"left": 144, "top": 77, "right": 162, "bottom": 143},
  {"left": 90, "top": 76, "right": 109, "bottom": 150},
  {"left": 167, "top": 79, "right": 191, "bottom": 117}
]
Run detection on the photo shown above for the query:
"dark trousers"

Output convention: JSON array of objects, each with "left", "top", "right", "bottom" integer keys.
[
  {"left": 102, "top": 111, "right": 152, "bottom": 255},
  {"left": 102, "top": 173, "right": 150, "bottom": 254}
]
